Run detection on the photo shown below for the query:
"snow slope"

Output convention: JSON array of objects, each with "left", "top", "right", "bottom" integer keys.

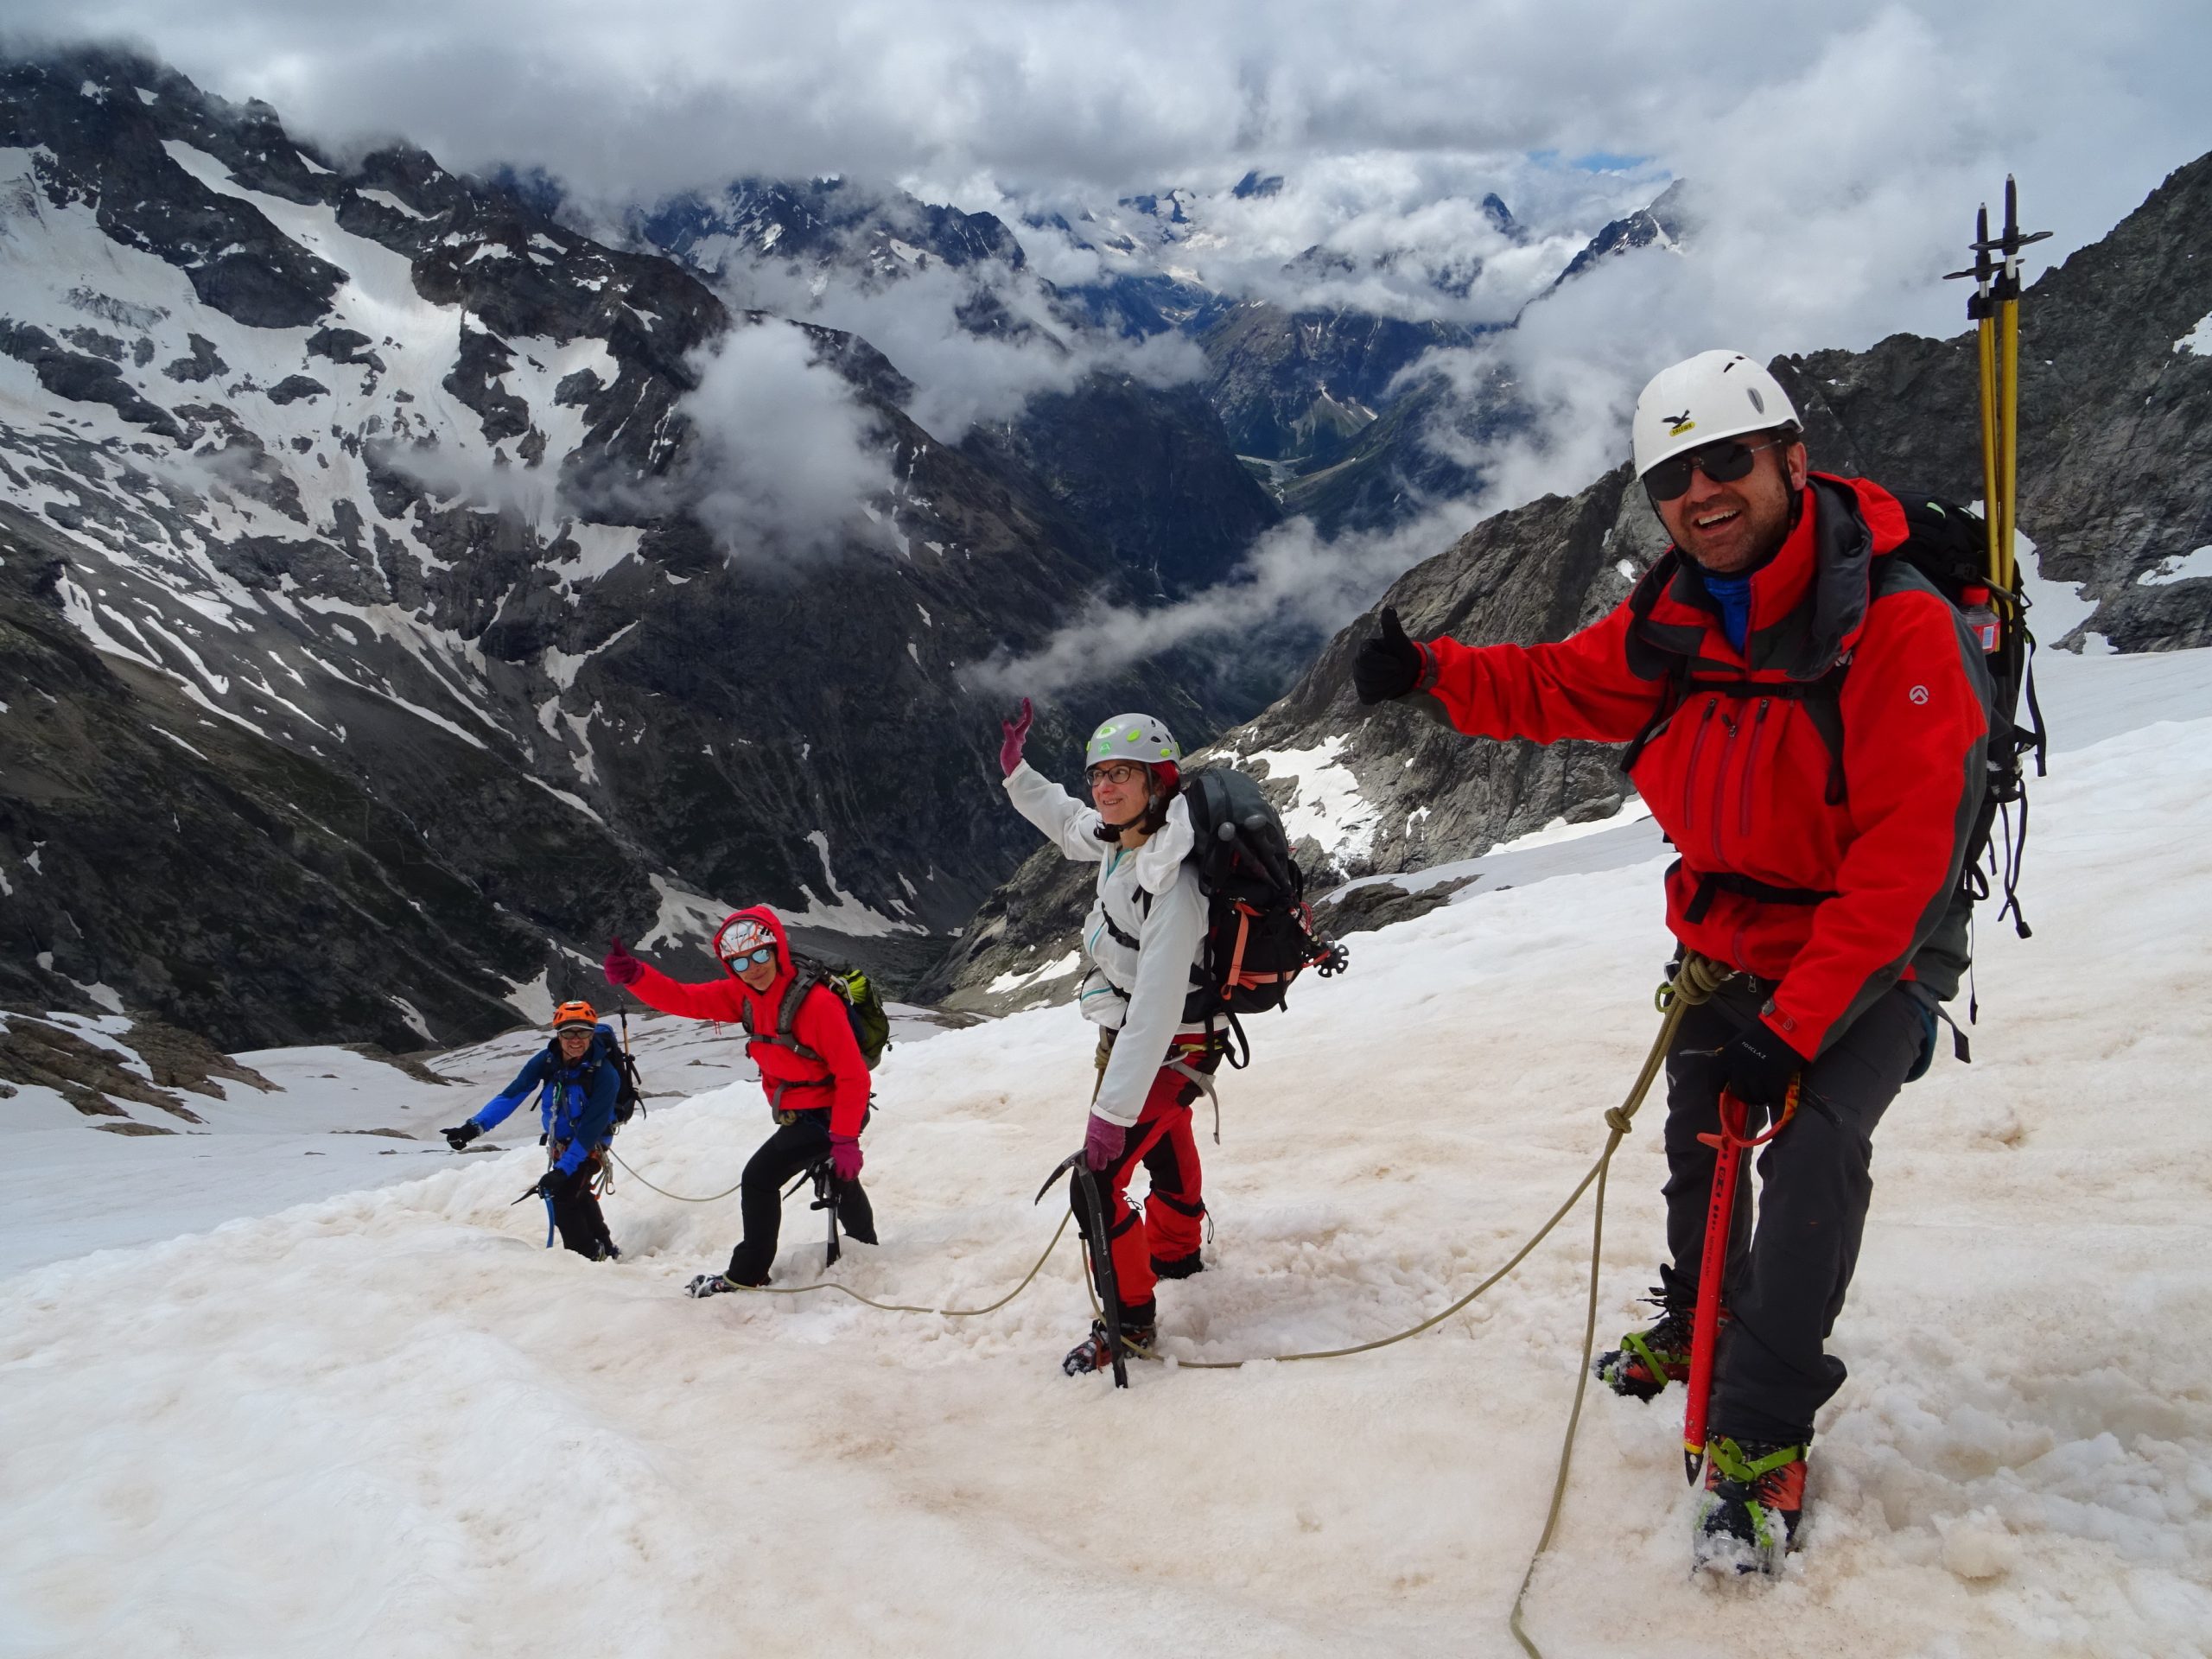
[
  {"left": 4, "top": 662, "right": 2211, "bottom": 1656},
  {"left": 7, "top": 1007, "right": 958, "bottom": 1273}
]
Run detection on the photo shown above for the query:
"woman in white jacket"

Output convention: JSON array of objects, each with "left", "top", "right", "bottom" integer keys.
[{"left": 998, "top": 701, "right": 1218, "bottom": 1375}]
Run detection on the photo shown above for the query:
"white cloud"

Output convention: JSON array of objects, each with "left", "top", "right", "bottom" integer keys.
[
  {"left": 967, "top": 504, "right": 1471, "bottom": 700},
  {"left": 673, "top": 316, "right": 896, "bottom": 559},
  {"left": 714, "top": 254, "right": 1207, "bottom": 441}
]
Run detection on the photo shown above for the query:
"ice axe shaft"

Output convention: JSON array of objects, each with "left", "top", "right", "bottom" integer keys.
[
  {"left": 1681, "top": 1091, "right": 1747, "bottom": 1484},
  {"left": 1034, "top": 1150, "right": 1127, "bottom": 1388},
  {"left": 1682, "top": 1079, "right": 1802, "bottom": 1482}
]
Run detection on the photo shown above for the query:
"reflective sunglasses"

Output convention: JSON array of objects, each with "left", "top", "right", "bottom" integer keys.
[
  {"left": 1087, "top": 761, "right": 1147, "bottom": 788},
  {"left": 1643, "top": 435, "right": 1787, "bottom": 505},
  {"left": 722, "top": 945, "right": 776, "bottom": 969}
]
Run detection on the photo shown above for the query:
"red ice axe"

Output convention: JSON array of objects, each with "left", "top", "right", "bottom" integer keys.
[{"left": 1681, "top": 1077, "right": 1801, "bottom": 1484}]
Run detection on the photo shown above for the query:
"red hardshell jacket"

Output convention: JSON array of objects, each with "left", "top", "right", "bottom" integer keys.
[
  {"left": 622, "top": 906, "right": 870, "bottom": 1137},
  {"left": 1416, "top": 474, "right": 1988, "bottom": 1061}
]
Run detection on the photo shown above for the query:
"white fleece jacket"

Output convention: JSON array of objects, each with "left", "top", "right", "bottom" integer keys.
[{"left": 1003, "top": 761, "right": 1207, "bottom": 1126}]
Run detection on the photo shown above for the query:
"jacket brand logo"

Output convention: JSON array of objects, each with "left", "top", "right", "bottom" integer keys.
[{"left": 1909, "top": 685, "right": 1929, "bottom": 704}]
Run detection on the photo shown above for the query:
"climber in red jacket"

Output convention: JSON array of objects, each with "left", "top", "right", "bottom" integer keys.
[
  {"left": 1354, "top": 350, "right": 1990, "bottom": 1573},
  {"left": 604, "top": 906, "right": 875, "bottom": 1292}
]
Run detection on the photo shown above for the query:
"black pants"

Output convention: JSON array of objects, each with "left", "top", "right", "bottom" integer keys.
[
  {"left": 544, "top": 1159, "right": 615, "bottom": 1259},
  {"left": 1656, "top": 980, "right": 1928, "bottom": 1445},
  {"left": 727, "top": 1113, "right": 876, "bottom": 1285}
]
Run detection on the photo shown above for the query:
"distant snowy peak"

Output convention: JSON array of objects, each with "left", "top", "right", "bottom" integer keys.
[
  {"left": 1551, "top": 178, "right": 1693, "bottom": 288},
  {"left": 631, "top": 177, "right": 1025, "bottom": 288}
]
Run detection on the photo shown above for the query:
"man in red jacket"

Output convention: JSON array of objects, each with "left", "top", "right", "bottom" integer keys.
[
  {"left": 604, "top": 906, "right": 876, "bottom": 1294},
  {"left": 1354, "top": 350, "right": 1990, "bottom": 1573}
]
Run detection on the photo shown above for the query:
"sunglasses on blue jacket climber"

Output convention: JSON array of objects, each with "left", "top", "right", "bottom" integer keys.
[{"left": 1643, "top": 433, "right": 1789, "bottom": 505}]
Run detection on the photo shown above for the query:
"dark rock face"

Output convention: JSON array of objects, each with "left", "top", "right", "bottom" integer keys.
[
  {"left": 924, "top": 153, "right": 2212, "bottom": 1010},
  {"left": 0, "top": 511, "right": 554, "bottom": 1052},
  {"left": 959, "top": 374, "right": 1282, "bottom": 601},
  {"left": 1311, "top": 874, "right": 1479, "bottom": 938},
  {"left": 1197, "top": 303, "right": 1478, "bottom": 474}
]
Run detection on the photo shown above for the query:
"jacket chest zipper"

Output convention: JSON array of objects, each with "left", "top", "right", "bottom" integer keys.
[
  {"left": 1680, "top": 697, "right": 1719, "bottom": 835},
  {"left": 1709, "top": 708, "right": 1739, "bottom": 859},
  {"left": 1737, "top": 698, "right": 1772, "bottom": 837}
]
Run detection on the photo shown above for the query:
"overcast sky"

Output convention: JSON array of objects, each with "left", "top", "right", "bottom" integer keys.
[{"left": 15, "top": 2, "right": 2203, "bottom": 252}]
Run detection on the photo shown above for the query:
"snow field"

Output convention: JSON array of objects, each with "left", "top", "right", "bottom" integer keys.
[{"left": 4, "top": 711, "right": 2212, "bottom": 1655}]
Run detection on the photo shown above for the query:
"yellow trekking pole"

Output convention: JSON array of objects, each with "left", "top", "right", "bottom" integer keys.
[
  {"left": 1993, "top": 177, "right": 2049, "bottom": 601},
  {"left": 1951, "top": 206, "right": 2003, "bottom": 588},
  {"left": 1949, "top": 179, "right": 2050, "bottom": 611}
]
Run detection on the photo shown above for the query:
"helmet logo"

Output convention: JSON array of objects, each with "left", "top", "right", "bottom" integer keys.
[{"left": 1665, "top": 410, "right": 1695, "bottom": 436}]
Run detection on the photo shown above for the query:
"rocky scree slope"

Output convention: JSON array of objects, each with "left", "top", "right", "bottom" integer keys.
[
  {"left": 0, "top": 48, "right": 1236, "bottom": 1061},
  {"left": 924, "top": 150, "right": 2212, "bottom": 1013}
]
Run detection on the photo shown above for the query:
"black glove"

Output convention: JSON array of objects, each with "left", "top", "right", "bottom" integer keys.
[
  {"left": 442, "top": 1122, "right": 480, "bottom": 1151},
  {"left": 1719, "top": 1024, "right": 1802, "bottom": 1110},
  {"left": 537, "top": 1166, "right": 574, "bottom": 1198},
  {"left": 1352, "top": 607, "right": 1427, "bottom": 704}
]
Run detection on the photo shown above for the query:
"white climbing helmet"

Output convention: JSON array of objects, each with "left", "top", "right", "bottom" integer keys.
[
  {"left": 1630, "top": 350, "right": 1801, "bottom": 480},
  {"left": 1084, "top": 713, "right": 1179, "bottom": 769}
]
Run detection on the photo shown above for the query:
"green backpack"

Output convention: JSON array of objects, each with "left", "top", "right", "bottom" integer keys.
[{"left": 740, "top": 955, "right": 891, "bottom": 1069}]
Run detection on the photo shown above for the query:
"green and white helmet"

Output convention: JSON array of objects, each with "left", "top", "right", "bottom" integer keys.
[{"left": 1084, "top": 712, "right": 1179, "bottom": 768}]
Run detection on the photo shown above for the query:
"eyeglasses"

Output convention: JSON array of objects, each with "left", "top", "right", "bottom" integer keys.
[
  {"left": 1087, "top": 762, "right": 1146, "bottom": 788},
  {"left": 1643, "top": 435, "right": 1788, "bottom": 505},
  {"left": 556, "top": 1027, "right": 594, "bottom": 1041},
  {"left": 723, "top": 946, "right": 776, "bottom": 969}
]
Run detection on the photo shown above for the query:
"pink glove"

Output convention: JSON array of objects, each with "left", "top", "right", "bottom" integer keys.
[
  {"left": 1084, "top": 1113, "right": 1126, "bottom": 1172},
  {"left": 603, "top": 937, "right": 644, "bottom": 987},
  {"left": 998, "top": 697, "right": 1033, "bottom": 777},
  {"left": 829, "top": 1135, "right": 864, "bottom": 1182}
]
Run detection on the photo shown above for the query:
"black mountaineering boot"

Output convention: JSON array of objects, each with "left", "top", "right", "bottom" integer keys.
[
  {"left": 1593, "top": 1289, "right": 1696, "bottom": 1402},
  {"left": 1694, "top": 1438, "right": 1808, "bottom": 1576},
  {"left": 1062, "top": 1319, "right": 1156, "bottom": 1376},
  {"left": 686, "top": 1272, "right": 764, "bottom": 1298}
]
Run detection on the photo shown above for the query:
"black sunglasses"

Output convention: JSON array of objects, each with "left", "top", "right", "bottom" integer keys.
[{"left": 1643, "top": 435, "right": 1787, "bottom": 505}]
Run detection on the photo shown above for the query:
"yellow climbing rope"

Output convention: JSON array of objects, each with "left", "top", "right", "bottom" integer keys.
[
  {"left": 704, "top": 1211, "right": 1075, "bottom": 1319},
  {"left": 607, "top": 1147, "right": 746, "bottom": 1205},
  {"left": 1507, "top": 952, "right": 1728, "bottom": 1658}
]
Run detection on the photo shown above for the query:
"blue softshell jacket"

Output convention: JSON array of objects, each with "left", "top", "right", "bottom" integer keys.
[{"left": 469, "top": 1027, "right": 621, "bottom": 1174}]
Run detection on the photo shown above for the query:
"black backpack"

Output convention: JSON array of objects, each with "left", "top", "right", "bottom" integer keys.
[
  {"left": 1884, "top": 493, "right": 2048, "bottom": 944},
  {"left": 740, "top": 956, "right": 892, "bottom": 1070},
  {"left": 1175, "top": 767, "right": 1350, "bottom": 1066}
]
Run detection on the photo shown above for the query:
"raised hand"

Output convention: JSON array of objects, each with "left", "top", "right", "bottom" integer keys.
[
  {"left": 998, "top": 697, "right": 1033, "bottom": 777},
  {"left": 604, "top": 936, "right": 644, "bottom": 987},
  {"left": 1352, "top": 607, "right": 1427, "bottom": 704}
]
